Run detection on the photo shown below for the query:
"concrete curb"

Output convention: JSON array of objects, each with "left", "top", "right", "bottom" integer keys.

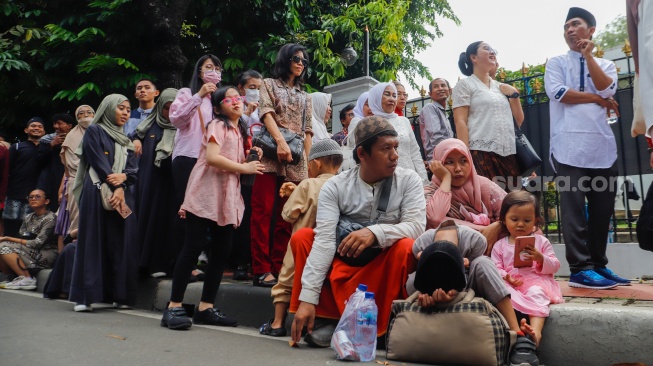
[{"left": 35, "top": 270, "right": 653, "bottom": 365}]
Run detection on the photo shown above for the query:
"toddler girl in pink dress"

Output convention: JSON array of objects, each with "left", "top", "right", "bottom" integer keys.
[{"left": 491, "top": 190, "right": 564, "bottom": 347}]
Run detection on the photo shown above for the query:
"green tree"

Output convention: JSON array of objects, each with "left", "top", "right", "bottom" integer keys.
[
  {"left": 0, "top": 0, "right": 459, "bottom": 136},
  {"left": 594, "top": 15, "right": 627, "bottom": 49}
]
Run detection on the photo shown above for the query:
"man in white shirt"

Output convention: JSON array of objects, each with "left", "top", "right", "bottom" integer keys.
[
  {"left": 419, "top": 78, "right": 453, "bottom": 161},
  {"left": 290, "top": 116, "right": 426, "bottom": 347},
  {"left": 545, "top": 7, "right": 630, "bottom": 289}
]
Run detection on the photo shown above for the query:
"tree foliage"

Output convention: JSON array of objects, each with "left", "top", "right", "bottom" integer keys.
[
  {"left": 0, "top": 0, "right": 459, "bottom": 137},
  {"left": 594, "top": 15, "right": 628, "bottom": 49}
]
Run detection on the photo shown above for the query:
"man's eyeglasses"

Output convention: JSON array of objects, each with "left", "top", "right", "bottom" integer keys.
[
  {"left": 291, "top": 55, "right": 308, "bottom": 67},
  {"left": 27, "top": 195, "right": 44, "bottom": 200},
  {"left": 220, "top": 96, "right": 246, "bottom": 105},
  {"left": 77, "top": 111, "right": 94, "bottom": 117}
]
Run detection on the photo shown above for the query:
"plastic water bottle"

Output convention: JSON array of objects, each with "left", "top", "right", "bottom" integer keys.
[
  {"left": 241, "top": 150, "right": 259, "bottom": 186},
  {"left": 346, "top": 284, "right": 368, "bottom": 328},
  {"left": 354, "top": 292, "right": 378, "bottom": 362}
]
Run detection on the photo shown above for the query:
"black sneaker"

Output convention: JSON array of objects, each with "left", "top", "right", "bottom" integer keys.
[
  {"left": 509, "top": 335, "right": 539, "bottom": 366},
  {"left": 161, "top": 307, "right": 192, "bottom": 330},
  {"left": 193, "top": 307, "right": 238, "bottom": 327}
]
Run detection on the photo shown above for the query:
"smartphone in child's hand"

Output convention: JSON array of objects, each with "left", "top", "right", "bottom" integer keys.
[{"left": 514, "top": 236, "right": 536, "bottom": 268}]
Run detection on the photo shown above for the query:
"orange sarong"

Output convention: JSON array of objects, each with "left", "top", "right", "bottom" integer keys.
[{"left": 289, "top": 227, "right": 417, "bottom": 336}]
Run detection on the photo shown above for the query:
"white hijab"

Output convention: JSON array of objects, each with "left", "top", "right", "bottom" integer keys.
[
  {"left": 368, "top": 82, "right": 398, "bottom": 120},
  {"left": 310, "top": 92, "right": 331, "bottom": 141},
  {"left": 352, "top": 92, "right": 369, "bottom": 119}
]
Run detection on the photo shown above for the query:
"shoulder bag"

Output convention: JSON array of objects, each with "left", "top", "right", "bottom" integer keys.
[
  {"left": 252, "top": 97, "right": 306, "bottom": 165},
  {"left": 514, "top": 121, "right": 542, "bottom": 175},
  {"left": 386, "top": 289, "right": 516, "bottom": 366},
  {"left": 335, "top": 176, "right": 392, "bottom": 267},
  {"left": 637, "top": 182, "right": 653, "bottom": 252}
]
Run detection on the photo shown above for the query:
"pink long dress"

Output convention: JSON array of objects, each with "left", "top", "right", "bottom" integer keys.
[{"left": 491, "top": 234, "right": 564, "bottom": 317}]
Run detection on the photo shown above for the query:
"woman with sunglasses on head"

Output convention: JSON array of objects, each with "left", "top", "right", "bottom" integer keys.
[
  {"left": 453, "top": 41, "right": 524, "bottom": 187},
  {"left": 0, "top": 189, "right": 57, "bottom": 290},
  {"left": 161, "top": 86, "right": 264, "bottom": 330},
  {"left": 68, "top": 94, "right": 139, "bottom": 311},
  {"left": 169, "top": 54, "right": 222, "bottom": 280},
  {"left": 366, "top": 82, "right": 429, "bottom": 184},
  {"left": 251, "top": 43, "right": 313, "bottom": 287}
]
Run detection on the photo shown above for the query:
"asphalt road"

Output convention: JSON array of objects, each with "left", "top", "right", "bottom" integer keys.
[{"left": 0, "top": 289, "right": 392, "bottom": 366}]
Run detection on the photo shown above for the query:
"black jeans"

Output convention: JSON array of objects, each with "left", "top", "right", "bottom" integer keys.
[
  {"left": 553, "top": 156, "right": 617, "bottom": 273},
  {"left": 170, "top": 212, "right": 234, "bottom": 304}
]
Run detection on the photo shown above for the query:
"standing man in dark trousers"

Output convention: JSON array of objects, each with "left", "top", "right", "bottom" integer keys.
[{"left": 545, "top": 7, "right": 630, "bottom": 289}]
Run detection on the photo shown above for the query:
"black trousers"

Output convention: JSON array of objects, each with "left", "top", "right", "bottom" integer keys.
[
  {"left": 170, "top": 156, "right": 198, "bottom": 272},
  {"left": 553, "top": 156, "right": 617, "bottom": 273},
  {"left": 170, "top": 213, "right": 234, "bottom": 304}
]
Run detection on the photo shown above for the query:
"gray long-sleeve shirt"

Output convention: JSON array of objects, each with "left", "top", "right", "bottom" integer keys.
[
  {"left": 299, "top": 166, "right": 426, "bottom": 305},
  {"left": 418, "top": 102, "right": 453, "bottom": 161}
]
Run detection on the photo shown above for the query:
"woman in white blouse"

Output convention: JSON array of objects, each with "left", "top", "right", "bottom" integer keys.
[
  {"left": 452, "top": 41, "right": 524, "bottom": 186},
  {"left": 367, "top": 82, "right": 428, "bottom": 184}
]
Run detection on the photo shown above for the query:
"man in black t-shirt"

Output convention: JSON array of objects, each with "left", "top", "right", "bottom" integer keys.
[{"left": 3, "top": 117, "right": 49, "bottom": 236}]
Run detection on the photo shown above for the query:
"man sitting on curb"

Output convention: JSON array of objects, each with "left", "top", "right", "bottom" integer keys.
[
  {"left": 290, "top": 116, "right": 426, "bottom": 347},
  {"left": 410, "top": 221, "right": 539, "bottom": 366}
]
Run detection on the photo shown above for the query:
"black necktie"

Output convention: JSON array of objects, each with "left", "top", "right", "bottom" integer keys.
[{"left": 579, "top": 57, "right": 585, "bottom": 92}]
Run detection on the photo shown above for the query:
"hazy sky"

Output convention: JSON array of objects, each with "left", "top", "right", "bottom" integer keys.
[{"left": 402, "top": 0, "right": 626, "bottom": 96}]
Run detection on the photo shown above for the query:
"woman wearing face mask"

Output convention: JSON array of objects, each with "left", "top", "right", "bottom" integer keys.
[
  {"left": 169, "top": 55, "right": 222, "bottom": 280},
  {"left": 367, "top": 82, "right": 429, "bottom": 184},
  {"left": 309, "top": 92, "right": 332, "bottom": 142},
  {"left": 251, "top": 43, "right": 312, "bottom": 287},
  {"left": 169, "top": 55, "right": 222, "bottom": 212},
  {"left": 133, "top": 89, "right": 179, "bottom": 278},
  {"left": 69, "top": 94, "right": 139, "bottom": 312},
  {"left": 453, "top": 41, "right": 524, "bottom": 187},
  {"left": 230, "top": 70, "right": 264, "bottom": 281},
  {"left": 54, "top": 105, "right": 95, "bottom": 252},
  {"left": 237, "top": 70, "right": 264, "bottom": 138}
]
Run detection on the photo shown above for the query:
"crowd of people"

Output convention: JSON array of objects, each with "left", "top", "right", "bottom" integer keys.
[{"left": 0, "top": 6, "right": 639, "bottom": 366}]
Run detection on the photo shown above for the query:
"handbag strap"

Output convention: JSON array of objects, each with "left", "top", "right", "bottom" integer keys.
[
  {"left": 301, "top": 96, "right": 307, "bottom": 135},
  {"left": 377, "top": 176, "right": 393, "bottom": 213},
  {"left": 513, "top": 121, "right": 523, "bottom": 136}
]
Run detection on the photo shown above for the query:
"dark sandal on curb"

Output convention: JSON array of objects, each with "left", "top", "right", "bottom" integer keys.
[
  {"left": 259, "top": 319, "right": 287, "bottom": 337},
  {"left": 253, "top": 272, "right": 277, "bottom": 287}
]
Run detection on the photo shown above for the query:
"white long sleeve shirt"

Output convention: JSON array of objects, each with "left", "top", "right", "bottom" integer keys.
[
  {"left": 544, "top": 50, "right": 618, "bottom": 169},
  {"left": 299, "top": 166, "right": 426, "bottom": 305}
]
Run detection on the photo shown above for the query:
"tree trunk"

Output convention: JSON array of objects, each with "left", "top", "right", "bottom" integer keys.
[{"left": 135, "top": 0, "right": 192, "bottom": 89}]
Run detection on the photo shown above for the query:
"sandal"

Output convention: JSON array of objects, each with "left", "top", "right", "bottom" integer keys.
[
  {"left": 259, "top": 319, "right": 287, "bottom": 337},
  {"left": 253, "top": 272, "right": 277, "bottom": 287}
]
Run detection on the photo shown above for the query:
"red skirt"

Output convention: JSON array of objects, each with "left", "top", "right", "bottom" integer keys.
[{"left": 289, "top": 228, "right": 417, "bottom": 336}]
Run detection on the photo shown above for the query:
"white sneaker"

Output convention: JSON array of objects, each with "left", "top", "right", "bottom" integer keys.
[
  {"left": 1, "top": 276, "right": 23, "bottom": 289},
  {"left": 73, "top": 304, "right": 93, "bottom": 312},
  {"left": 150, "top": 272, "right": 167, "bottom": 278},
  {"left": 113, "top": 302, "right": 132, "bottom": 309},
  {"left": 5, "top": 276, "right": 37, "bottom": 290}
]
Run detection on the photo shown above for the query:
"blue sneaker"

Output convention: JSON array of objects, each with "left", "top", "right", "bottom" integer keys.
[
  {"left": 594, "top": 267, "right": 631, "bottom": 286},
  {"left": 569, "top": 269, "right": 618, "bottom": 289}
]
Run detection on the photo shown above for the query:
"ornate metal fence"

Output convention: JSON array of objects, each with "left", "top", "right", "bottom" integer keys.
[{"left": 404, "top": 44, "right": 647, "bottom": 243}]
